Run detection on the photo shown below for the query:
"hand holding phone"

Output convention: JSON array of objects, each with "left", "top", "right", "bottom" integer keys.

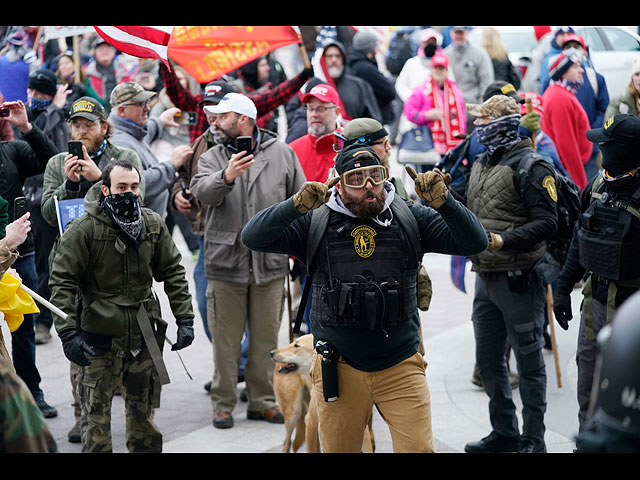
[{"left": 236, "top": 136, "right": 252, "bottom": 155}]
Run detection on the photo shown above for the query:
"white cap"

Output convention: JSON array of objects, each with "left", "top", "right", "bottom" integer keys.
[{"left": 203, "top": 92, "right": 257, "bottom": 120}]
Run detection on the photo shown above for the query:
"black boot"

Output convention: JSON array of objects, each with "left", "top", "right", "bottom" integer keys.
[{"left": 464, "top": 431, "right": 521, "bottom": 453}]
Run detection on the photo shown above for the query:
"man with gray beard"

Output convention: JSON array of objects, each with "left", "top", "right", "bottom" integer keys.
[
  {"left": 313, "top": 40, "right": 383, "bottom": 124},
  {"left": 289, "top": 84, "right": 342, "bottom": 183}
]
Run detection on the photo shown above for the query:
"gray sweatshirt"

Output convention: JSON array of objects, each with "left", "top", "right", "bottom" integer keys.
[{"left": 109, "top": 113, "right": 177, "bottom": 219}]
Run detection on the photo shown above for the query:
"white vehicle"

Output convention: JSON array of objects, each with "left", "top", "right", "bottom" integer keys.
[
  {"left": 466, "top": 26, "right": 539, "bottom": 78},
  {"left": 572, "top": 26, "right": 640, "bottom": 97},
  {"left": 467, "top": 26, "right": 640, "bottom": 98}
]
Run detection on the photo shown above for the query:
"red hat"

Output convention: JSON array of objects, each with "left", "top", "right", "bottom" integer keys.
[
  {"left": 301, "top": 84, "right": 340, "bottom": 105},
  {"left": 533, "top": 26, "right": 551, "bottom": 41},
  {"left": 561, "top": 33, "right": 586, "bottom": 49},
  {"left": 430, "top": 53, "right": 449, "bottom": 68},
  {"left": 519, "top": 92, "right": 544, "bottom": 116}
]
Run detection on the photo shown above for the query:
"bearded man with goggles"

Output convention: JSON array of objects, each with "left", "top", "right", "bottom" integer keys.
[
  {"left": 240, "top": 143, "right": 487, "bottom": 452},
  {"left": 554, "top": 113, "right": 640, "bottom": 434}
]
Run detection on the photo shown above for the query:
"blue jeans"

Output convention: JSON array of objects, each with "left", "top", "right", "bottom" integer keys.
[{"left": 11, "top": 254, "right": 44, "bottom": 401}]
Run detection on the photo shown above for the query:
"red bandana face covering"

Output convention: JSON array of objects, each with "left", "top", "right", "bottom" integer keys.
[{"left": 424, "top": 77, "right": 464, "bottom": 154}]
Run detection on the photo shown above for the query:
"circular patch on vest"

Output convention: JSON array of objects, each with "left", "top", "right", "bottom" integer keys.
[
  {"left": 351, "top": 225, "right": 377, "bottom": 258},
  {"left": 542, "top": 175, "right": 558, "bottom": 202}
]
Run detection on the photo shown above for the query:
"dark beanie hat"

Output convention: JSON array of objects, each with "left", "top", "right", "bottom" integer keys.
[
  {"left": 588, "top": 114, "right": 640, "bottom": 175},
  {"left": 28, "top": 69, "right": 58, "bottom": 97},
  {"left": 334, "top": 144, "right": 381, "bottom": 175}
]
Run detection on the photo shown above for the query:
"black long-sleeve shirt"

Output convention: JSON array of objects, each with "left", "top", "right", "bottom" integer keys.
[{"left": 241, "top": 190, "right": 488, "bottom": 371}]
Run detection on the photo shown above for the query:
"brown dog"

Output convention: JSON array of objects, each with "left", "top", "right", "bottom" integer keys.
[
  {"left": 271, "top": 334, "right": 375, "bottom": 453},
  {"left": 271, "top": 334, "right": 316, "bottom": 453}
]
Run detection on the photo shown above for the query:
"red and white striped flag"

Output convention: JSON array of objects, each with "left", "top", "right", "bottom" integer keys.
[{"left": 93, "top": 26, "right": 174, "bottom": 66}]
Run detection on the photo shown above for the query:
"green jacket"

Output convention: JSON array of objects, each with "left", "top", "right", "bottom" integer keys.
[
  {"left": 49, "top": 194, "right": 193, "bottom": 353},
  {"left": 40, "top": 141, "right": 145, "bottom": 228},
  {"left": 605, "top": 87, "right": 639, "bottom": 120}
]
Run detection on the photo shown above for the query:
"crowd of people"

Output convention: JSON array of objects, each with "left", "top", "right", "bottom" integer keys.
[{"left": 1, "top": 25, "right": 640, "bottom": 453}]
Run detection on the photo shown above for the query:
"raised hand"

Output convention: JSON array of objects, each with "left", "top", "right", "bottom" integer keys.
[
  {"left": 405, "top": 166, "right": 450, "bottom": 208},
  {"left": 292, "top": 176, "right": 340, "bottom": 214}
]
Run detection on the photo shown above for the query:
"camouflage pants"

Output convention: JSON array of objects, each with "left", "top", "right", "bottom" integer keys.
[{"left": 76, "top": 347, "right": 162, "bottom": 453}]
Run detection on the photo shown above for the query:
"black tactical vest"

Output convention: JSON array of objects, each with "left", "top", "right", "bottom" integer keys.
[
  {"left": 577, "top": 178, "right": 640, "bottom": 282},
  {"left": 310, "top": 210, "right": 420, "bottom": 332}
]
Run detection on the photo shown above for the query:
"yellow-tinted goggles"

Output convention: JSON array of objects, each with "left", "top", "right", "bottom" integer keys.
[{"left": 341, "top": 165, "right": 389, "bottom": 189}]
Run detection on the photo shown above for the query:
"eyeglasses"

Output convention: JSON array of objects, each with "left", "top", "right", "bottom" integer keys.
[
  {"left": 341, "top": 165, "right": 389, "bottom": 189},
  {"left": 120, "top": 100, "right": 151, "bottom": 109},
  {"left": 69, "top": 119, "right": 100, "bottom": 131},
  {"left": 304, "top": 105, "right": 336, "bottom": 114}
]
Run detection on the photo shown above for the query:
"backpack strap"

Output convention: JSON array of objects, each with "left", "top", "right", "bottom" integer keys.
[
  {"left": 293, "top": 206, "right": 330, "bottom": 335},
  {"left": 590, "top": 175, "right": 640, "bottom": 221}
]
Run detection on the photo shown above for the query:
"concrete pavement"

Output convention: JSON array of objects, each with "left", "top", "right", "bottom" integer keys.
[
  {"left": 1, "top": 148, "right": 583, "bottom": 453},
  {"left": 2, "top": 245, "right": 583, "bottom": 454}
]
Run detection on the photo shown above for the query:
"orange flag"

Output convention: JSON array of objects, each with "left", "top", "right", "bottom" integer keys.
[
  {"left": 167, "top": 26, "right": 301, "bottom": 83},
  {"left": 0, "top": 272, "right": 39, "bottom": 332}
]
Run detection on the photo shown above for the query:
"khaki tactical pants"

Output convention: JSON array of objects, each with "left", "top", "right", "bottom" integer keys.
[
  {"left": 207, "top": 275, "right": 285, "bottom": 413},
  {"left": 310, "top": 351, "right": 435, "bottom": 453}
]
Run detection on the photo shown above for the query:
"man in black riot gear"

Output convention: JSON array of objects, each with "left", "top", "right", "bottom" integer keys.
[
  {"left": 554, "top": 113, "right": 640, "bottom": 434},
  {"left": 241, "top": 144, "right": 487, "bottom": 452},
  {"left": 574, "top": 290, "right": 640, "bottom": 453}
]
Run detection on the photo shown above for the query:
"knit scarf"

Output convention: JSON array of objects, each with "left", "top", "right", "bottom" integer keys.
[
  {"left": 476, "top": 114, "right": 521, "bottom": 155},
  {"left": 424, "top": 76, "right": 464, "bottom": 154},
  {"left": 551, "top": 77, "right": 583, "bottom": 95}
]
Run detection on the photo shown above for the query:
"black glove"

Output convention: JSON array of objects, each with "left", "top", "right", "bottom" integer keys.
[
  {"left": 300, "top": 66, "right": 314, "bottom": 81},
  {"left": 59, "top": 330, "right": 95, "bottom": 366},
  {"left": 173, "top": 318, "right": 194, "bottom": 351},
  {"left": 553, "top": 292, "right": 573, "bottom": 330}
]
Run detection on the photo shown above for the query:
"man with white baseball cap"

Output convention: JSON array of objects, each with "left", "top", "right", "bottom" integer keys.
[
  {"left": 204, "top": 92, "right": 257, "bottom": 121},
  {"left": 190, "top": 89, "right": 306, "bottom": 429}
]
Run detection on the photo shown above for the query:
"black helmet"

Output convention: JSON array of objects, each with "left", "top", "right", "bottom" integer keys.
[{"left": 590, "top": 291, "right": 640, "bottom": 438}]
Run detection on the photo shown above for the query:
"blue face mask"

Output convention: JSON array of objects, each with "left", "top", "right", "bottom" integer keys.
[{"left": 29, "top": 97, "right": 52, "bottom": 111}]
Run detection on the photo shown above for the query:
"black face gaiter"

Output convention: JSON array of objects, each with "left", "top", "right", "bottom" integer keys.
[
  {"left": 600, "top": 141, "right": 639, "bottom": 176},
  {"left": 424, "top": 44, "right": 438, "bottom": 58},
  {"left": 102, "top": 191, "right": 143, "bottom": 248}
]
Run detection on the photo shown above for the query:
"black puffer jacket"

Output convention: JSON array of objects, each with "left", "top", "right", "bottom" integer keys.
[{"left": 0, "top": 126, "right": 57, "bottom": 255}]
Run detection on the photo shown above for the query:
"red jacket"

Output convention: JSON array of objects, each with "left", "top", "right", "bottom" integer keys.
[
  {"left": 289, "top": 131, "right": 338, "bottom": 182},
  {"left": 541, "top": 84, "right": 592, "bottom": 190}
]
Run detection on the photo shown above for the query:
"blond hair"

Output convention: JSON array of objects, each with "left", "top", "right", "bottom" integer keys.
[{"left": 482, "top": 27, "right": 509, "bottom": 62}]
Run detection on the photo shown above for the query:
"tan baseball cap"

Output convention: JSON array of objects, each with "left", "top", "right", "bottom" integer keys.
[
  {"left": 466, "top": 95, "right": 520, "bottom": 120},
  {"left": 110, "top": 82, "right": 156, "bottom": 108}
]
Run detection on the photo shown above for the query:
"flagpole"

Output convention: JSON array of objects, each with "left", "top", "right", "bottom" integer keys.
[
  {"left": 297, "top": 41, "right": 311, "bottom": 69},
  {"left": 18, "top": 284, "right": 68, "bottom": 320}
]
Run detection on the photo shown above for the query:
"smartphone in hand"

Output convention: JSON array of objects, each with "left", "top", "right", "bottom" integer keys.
[
  {"left": 236, "top": 136, "right": 252, "bottom": 155},
  {"left": 68, "top": 140, "right": 84, "bottom": 158}
]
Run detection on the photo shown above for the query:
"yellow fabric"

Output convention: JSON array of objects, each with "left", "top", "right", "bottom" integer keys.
[{"left": 0, "top": 272, "right": 39, "bottom": 332}]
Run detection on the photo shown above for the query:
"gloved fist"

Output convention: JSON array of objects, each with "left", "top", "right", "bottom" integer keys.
[
  {"left": 300, "top": 66, "right": 315, "bottom": 81},
  {"left": 487, "top": 232, "right": 504, "bottom": 251},
  {"left": 405, "top": 166, "right": 450, "bottom": 208},
  {"left": 293, "top": 176, "right": 340, "bottom": 214},
  {"left": 172, "top": 318, "right": 194, "bottom": 351},
  {"left": 520, "top": 111, "right": 540, "bottom": 135},
  {"left": 553, "top": 292, "right": 573, "bottom": 330},
  {"left": 59, "top": 330, "right": 95, "bottom": 367}
]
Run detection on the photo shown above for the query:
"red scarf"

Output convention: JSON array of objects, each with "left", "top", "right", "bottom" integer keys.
[{"left": 424, "top": 77, "right": 464, "bottom": 154}]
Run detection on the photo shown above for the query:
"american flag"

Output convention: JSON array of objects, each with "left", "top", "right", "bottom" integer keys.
[{"left": 93, "top": 26, "right": 174, "bottom": 66}]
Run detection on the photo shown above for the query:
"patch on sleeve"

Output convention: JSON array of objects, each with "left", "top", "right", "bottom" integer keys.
[{"left": 542, "top": 175, "right": 558, "bottom": 202}]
